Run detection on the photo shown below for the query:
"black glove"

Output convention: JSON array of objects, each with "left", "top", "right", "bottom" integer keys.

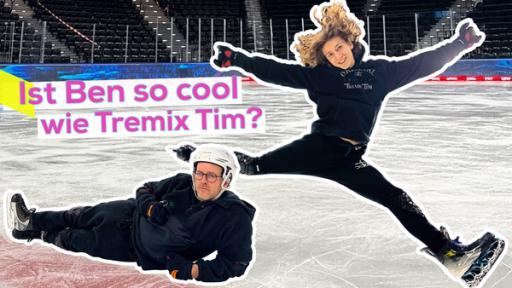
[
  {"left": 212, "top": 44, "right": 237, "bottom": 68},
  {"left": 235, "top": 151, "right": 261, "bottom": 175},
  {"left": 166, "top": 253, "right": 193, "bottom": 280},
  {"left": 457, "top": 21, "right": 483, "bottom": 48},
  {"left": 173, "top": 144, "right": 196, "bottom": 162},
  {"left": 146, "top": 200, "right": 170, "bottom": 225}
]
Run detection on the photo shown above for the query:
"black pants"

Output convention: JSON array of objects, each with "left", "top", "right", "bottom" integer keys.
[
  {"left": 258, "top": 133, "right": 447, "bottom": 253},
  {"left": 31, "top": 199, "right": 136, "bottom": 262}
]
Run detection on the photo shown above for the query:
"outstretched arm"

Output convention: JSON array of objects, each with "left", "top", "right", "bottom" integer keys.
[
  {"left": 385, "top": 18, "right": 484, "bottom": 93},
  {"left": 212, "top": 42, "right": 319, "bottom": 90}
]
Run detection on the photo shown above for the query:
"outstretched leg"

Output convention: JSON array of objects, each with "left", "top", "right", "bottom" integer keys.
[
  {"left": 247, "top": 133, "right": 353, "bottom": 175},
  {"left": 174, "top": 135, "right": 446, "bottom": 251},
  {"left": 235, "top": 133, "right": 449, "bottom": 252},
  {"left": 172, "top": 134, "right": 351, "bottom": 175},
  {"left": 320, "top": 160, "right": 448, "bottom": 253},
  {"left": 9, "top": 194, "right": 136, "bottom": 262}
]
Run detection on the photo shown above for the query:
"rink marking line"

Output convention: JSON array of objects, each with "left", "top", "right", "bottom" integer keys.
[
  {"left": 489, "top": 263, "right": 512, "bottom": 288},
  {"left": 312, "top": 266, "right": 360, "bottom": 288}
]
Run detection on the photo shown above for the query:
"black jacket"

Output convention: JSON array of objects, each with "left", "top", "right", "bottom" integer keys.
[
  {"left": 233, "top": 39, "right": 468, "bottom": 144},
  {"left": 133, "top": 173, "right": 256, "bottom": 282}
]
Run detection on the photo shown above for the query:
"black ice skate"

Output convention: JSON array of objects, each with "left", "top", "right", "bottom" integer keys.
[
  {"left": 8, "top": 193, "right": 36, "bottom": 231},
  {"left": 422, "top": 227, "right": 507, "bottom": 288},
  {"left": 234, "top": 151, "right": 261, "bottom": 175},
  {"left": 12, "top": 229, "right": 46, "bottom": 242},
  {"left": 459, "top": 235, "right": 506, "bottom": 287}
]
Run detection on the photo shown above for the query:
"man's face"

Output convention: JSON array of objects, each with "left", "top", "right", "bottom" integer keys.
[
  {"left": 193, "top": 162, "right": 225, "bottom": 201},
  {"left": 321, "top": 36, "right": 355, "bottom": 69}
]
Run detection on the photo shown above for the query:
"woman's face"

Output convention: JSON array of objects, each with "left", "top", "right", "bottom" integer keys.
[{"left": 321, "top": 36, "right": 355, "bottom": 69}]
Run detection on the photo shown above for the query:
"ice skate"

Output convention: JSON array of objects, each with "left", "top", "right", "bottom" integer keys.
[
  {"left": 7, "top": 193, "right": 36, "bottom": 231},
  {"left": 234, "top": 151, "right": 261, "bottom": 175},
  {"left": 460, "top": 235, "right": 506, "bottom": 287},
  {"left": 12, "top": 229, "right": 46, "bottom": 242},
  {"left": 423, "top": 227, "right": 507, "bottom": 287}
]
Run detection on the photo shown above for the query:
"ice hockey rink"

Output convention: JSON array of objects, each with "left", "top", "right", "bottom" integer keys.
[{"left": 1, "top": 81, "right": 511, "bottom": 288}]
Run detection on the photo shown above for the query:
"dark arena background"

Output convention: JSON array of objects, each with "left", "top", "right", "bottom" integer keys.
[
  {"left": 1, "top": 1, "right": 511, "bottom": 288},
  {"left": 0, "top": 0, "right": 511, "bottom": 65}
]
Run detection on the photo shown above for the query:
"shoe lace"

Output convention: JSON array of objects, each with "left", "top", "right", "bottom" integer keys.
[
  {"left": 16, "top": 199, "right": 35, "bottom": 221},
  {"left": 439, "top": 226, "right": 467, "bottom": 258}
]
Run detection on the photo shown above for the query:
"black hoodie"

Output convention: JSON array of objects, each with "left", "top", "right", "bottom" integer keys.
[
  {"left": 133, "top": 173, "right": 256, "bottom": 282},
  {"left": 233, "top": 38, "right": 468, "bottom": 144}
]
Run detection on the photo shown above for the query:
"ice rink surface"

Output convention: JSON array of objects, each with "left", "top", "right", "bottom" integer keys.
[{"left": 1, "top": 82, "right": 511, "bottom": 288}]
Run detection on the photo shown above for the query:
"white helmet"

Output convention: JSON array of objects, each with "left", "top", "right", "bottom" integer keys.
[{"left": 191, "top": 144, "right": 239, "bottom": 197}]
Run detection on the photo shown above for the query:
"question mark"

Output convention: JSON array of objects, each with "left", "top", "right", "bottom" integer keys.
[{"left": 246, "top": 106, "right": 263, "bottom": 128}]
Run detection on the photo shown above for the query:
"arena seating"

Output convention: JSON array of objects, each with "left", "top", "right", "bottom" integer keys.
[
  {"left": 260, "top": 0, "right": 367, "bottom": 59},
  {"left": 166, "top": 0, "right": 245, "bottom": 61},
  {"left": 0, "top": 0, "right": 65, "bottom": 63},
  {"left": 260, "top": 0, "right": 317, "bottom": 58},
  {"left": 367, "top": 0, "right": 454, "bottom": 56},
  {"left": 27, "top": 0, "right": 171, "bottom": 63},
  {"left": 0, "top": 0, "right": 510, "bottom": 64},
  {"left": 465, "top": 0, "right": 512, "bottom": 58}
]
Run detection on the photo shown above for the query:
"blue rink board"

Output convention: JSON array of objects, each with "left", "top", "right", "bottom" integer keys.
[
  {"left": 0, "top": 59, "right": 510, "bottom": 82},
  {"left": 0, "top": 63, "right": 239, "bottom": 82}
]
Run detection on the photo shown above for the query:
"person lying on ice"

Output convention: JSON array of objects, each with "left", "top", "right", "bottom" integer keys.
[
  {"left": 174, "top": 1, "right": 505, "bottom": 287},
  {"left": 8, "top": 144, "right": 256, "bottom": 283}
]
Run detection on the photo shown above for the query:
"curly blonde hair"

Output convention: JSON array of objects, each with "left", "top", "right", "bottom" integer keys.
[{"left": 293, "top": 1, "right": 363, "bottom": 67}]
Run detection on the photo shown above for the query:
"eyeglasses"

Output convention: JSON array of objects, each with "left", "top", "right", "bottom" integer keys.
[{"left": 193, "top": 171, "right": 223, "bottom": 183}]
